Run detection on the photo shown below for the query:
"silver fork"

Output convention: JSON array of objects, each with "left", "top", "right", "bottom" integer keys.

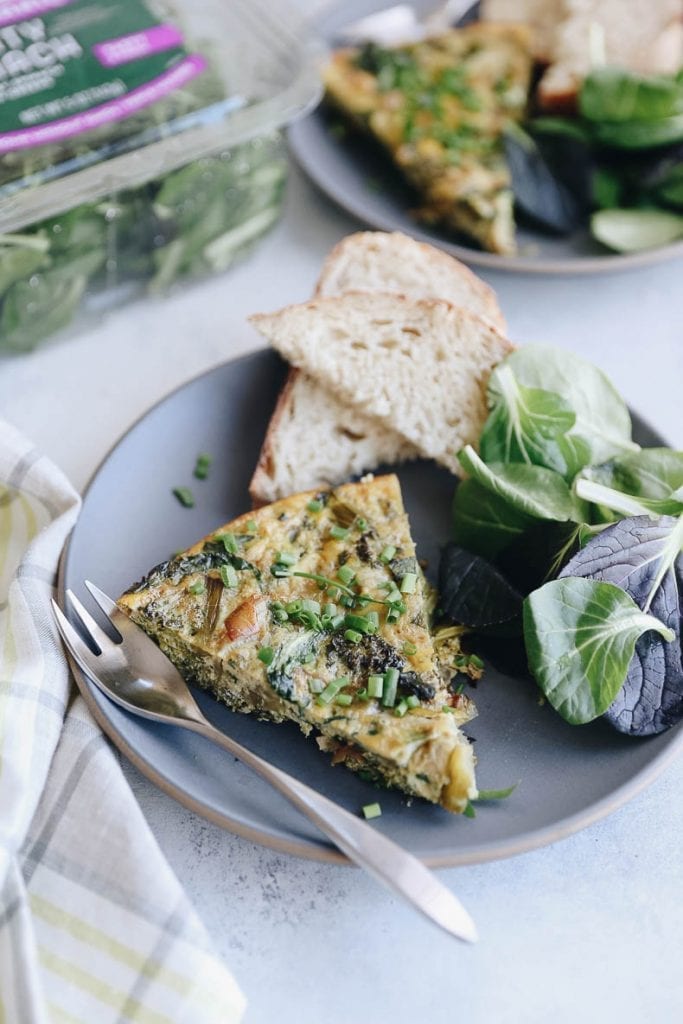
[{"left": 52, "top": 581, "right": 478, "bottom": 944}]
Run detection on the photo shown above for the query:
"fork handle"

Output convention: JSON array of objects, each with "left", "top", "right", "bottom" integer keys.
[{"left": 185, "top": 717, "right": 477, "bottom": 943}]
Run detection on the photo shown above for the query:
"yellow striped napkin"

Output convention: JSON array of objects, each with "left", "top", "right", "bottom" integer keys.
[{"left": 0, "top": 421, "right": 245, "bottom": 1024}]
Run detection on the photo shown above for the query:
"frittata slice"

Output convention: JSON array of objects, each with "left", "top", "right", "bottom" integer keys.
[
  {"left": 324, "top": 23, "right": 533, "bottom": 254},
  {"left": 118, "top": 475, "right": 478, "bottom": 813}
]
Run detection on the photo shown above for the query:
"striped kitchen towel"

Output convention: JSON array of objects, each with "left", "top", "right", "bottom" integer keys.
[{"left": 0, "top": 420, "right": 245, "bottom": 1024}]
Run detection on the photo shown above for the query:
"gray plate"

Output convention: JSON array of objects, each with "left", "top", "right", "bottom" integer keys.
[
  {"left": 288, "top": 0, "right": 683, "bottom": 275},
  {"left": 60, "top": 351, "right": 683, "bottom": 865}
]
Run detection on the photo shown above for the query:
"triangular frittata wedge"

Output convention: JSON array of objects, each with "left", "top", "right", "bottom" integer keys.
[
  {"left": 324, "top": 23, "right": 533, "bottom": 254},
  {"left": 118, "top": 475, "right": 478, "bottom": 813}
]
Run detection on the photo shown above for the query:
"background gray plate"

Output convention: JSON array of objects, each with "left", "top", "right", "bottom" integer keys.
[
  {"left": 60, "top": 351, "right": 683, "bottom": 864},
  {"left": 288, "top": 0, "right": 683, "bottom": 274}
]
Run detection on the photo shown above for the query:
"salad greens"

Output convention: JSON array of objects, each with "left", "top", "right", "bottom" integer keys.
[
  {"left": 524, "top": 577, "right": 675, "bottom": 725},
  {"left": 0, "top": 134, "right": 286, "bottom": 352},
  {"left": 518, "top": 67, "right": 683, "bottom": 252},
  {"left": 446, "top": 344, "right": 683, "bottom": 737}
]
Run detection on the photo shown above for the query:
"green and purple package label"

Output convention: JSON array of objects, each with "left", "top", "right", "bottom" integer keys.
[{"left": 0, "top": 0, "right": 210, "bottom": 152}]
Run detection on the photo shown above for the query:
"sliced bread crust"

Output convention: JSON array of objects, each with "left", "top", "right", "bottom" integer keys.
[
  {"left": 316, "top": 231, "right": 506, "bottom": 331},
  {"left": 250, "top": 291, "right": 514, "bottom": 477},
  {"left": 249, "top": 231, "right": 506, "bottom": 504},
  {"left": 248, "top": 368, "right": 417, "bottom": 506}
]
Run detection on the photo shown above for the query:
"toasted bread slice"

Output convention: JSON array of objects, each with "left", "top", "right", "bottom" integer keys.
[
  {"left": 317, "top": 232, "right": 505, "bottom": 331},
  {"left": 250, "top": 292, "right": 514, "bottom": 476},
  {"left": 324, "top": 24, "right": 533, "bottom": 254},
  {"left": 118, "top": 475, "right": 478, "bottom": 812},
  {"left": 483, "top": 0, "right": 683, "bottom": 111},
  {"left": 249, "top": 231, "right": 506, "bottom": 505},
  {"left": 538, "top": 0, "right": 683, "bottom": 111},
  {"left": 481, "top": 0, "right": 562, "bottom": 61}
]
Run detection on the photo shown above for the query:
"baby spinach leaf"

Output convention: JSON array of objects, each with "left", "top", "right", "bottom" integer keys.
[
  {"left": 481, "top": 362, "right": 591, "bottom": 480},
  {"left": 591, "top": 114, "right": 683, "bottom": 150},
  {"left": 576, "top": 449, "right": 683, "bottom": 518},
  {"left": 523, "top": 577, "right": 674, "bottom": 725},
  {"left": 576, "top": 479, "right": 683, "bottom": 519},
  {"left": 458, "top": 446, "right": 584, "bottom": 524},
  {"left": 453, "top": 479, "right": 534, "bottom": 558},
  {"left": 0, "top": 271, "right": 87, "bottom": 352},
  {"left": 438, "top": 542, "right": 523, "bottom": 630},
  {"left": 0, "top": 235, "right": 50, "bottom": 297},
  {"left": 557, "top": 515, "right": 683, "bottom": 734},
  {"left": 591, "top": 208, "right": 683, "bottom": 252},
  {"left": 582, "top": 448, "right": 683, "bottom": 501},
  {"left": 580, "top": 68, "right": 683, "bottom": 123},
  {"left": 655, "top": 162, "right": 683, "bottom": 209},
  {"left": 501, "top": 346, "right": 636, "bottom": 465}
]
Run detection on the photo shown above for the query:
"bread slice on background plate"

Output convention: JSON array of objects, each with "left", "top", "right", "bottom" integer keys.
[
  {"left": 250, "top": 291, "right": 514, "bottom": 478},
  {"left": 482, "top": 0, "right": 683, "bottom": 111},
  {"left": 118, "top": 474, "right": 478, "bottom": 813},
  {"left": 538, "top": 0, "right": 683, "bottom": 111},
  {"left": 249, "top": 232, "right": 506, "bottom": 505}
]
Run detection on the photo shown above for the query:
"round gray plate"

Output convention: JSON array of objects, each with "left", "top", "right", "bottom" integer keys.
[
  {"left": 60, "top": 351, "right": 683, "bottom": 864},
  {"left": 289, "top": 0, "right": 683, "bottom": 274}
]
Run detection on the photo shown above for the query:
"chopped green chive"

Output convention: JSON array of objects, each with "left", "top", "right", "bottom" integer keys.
[
  {"left": 247, "top": 519, "right": 257, "bottom": 532},
  {"left": 307, "top": 498, "right": 323, "bottom": 513},
  {"left": 344, "top": 613, "right": 375, "bottom": 635},
  {"left": 356, "top": 687, "right": 369, "bottom": 701},
  {"left": 394, "top": 699, "right": 408, "bottom": 717},
  {"left": 308, "top": 678, "right": 325, "bottom": 694},
  {"left": 367, "top": 675, "right": 384, "bottom": 699},
  {"left": 301, "top": 598, "right": 321, "bottom": 615},
  {"left": 330, "top": 614, "right": 346, "bottom": 630},
  {"left": 366, "top": 610, "right": 380, "bottom": 630},
  {"left": 400, "top": 572, "right": 417, "bottom": 594},
  {"left": 356, "top": 517, "right": 368, "bottom": 531},
  {"left": 316, "top": 676, "right": 349, "bottom": 706},
  {"left": 276, "top": 550, "right": 297, "bottom": 566},
  {"left": 193, "top": 453, "right": 212, "bottom": 479},
  {"left": 257, "top": 646, "right": 274, "bottom": 666},
  {"left": 218, "top": 532, "right": 238, "bottom": 554},
  {"left": 285, "top": 599, "right": 302, "bottom": 615},
  {"left": 323, "top": 602, "right": 337, "bottom": 617},
  {"left": 379, "top": 545, "right": 396, "bottom": 563},
  {"left": 402, "top": 641, "right": 417, "bottom": 656},
  {"left": 405, "top": 694, "right": 420, "bottom": 709},
  {"left": 463, "top": 801, "right": 476, "bottom": 819},
  {"left": 344, "top": 629, "right": 362, "bottom": 644},
  {"left": 330, "top": 524, "right": 350, "bottom": 540},
  {"left": 301, "top": 652, "right": 316, "bottom": 665},
  {"left": 172, "top": 486, "right": 195, "bottom": 508},
  {"left": 271, "top": 607, "right": 288, "bottom": 623},
  {"left": 336, "top": 565, "right": 356, "bottom": 586},
  {"left": 220, "top": 565, "right": 238, "bottom": 588},
  {"left": 335, "top": 693, "right": 353, "bottom": 706},
  {"left": 469, "top": 654, "right": 484, "bottom": 669},
  {"left": 362, "top": 802, "right": 382, "bottom": 820},
  {"left": 188, "top": 579, "right": 205, "bottom": 595},
  {"left": 382, "top": 667, "right": 399, "bottom": 707}
]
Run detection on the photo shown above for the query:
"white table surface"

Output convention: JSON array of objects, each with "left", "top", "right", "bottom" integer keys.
[{"left": 3, "top": 23, "right": 683, "bottom": 1021}]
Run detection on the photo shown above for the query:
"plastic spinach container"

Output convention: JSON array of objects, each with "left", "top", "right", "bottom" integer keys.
[{"left": 0, "top": 0, "right": 322, "bottom": 351}]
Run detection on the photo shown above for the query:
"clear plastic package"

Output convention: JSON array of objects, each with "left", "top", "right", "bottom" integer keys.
[{"left": 0, "top": 0, "right": 322, "bottom": 350}]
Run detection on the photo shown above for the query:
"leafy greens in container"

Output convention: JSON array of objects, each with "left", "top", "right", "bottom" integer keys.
[
  {"left": 0, "top": 0, "right": 321, "bottom": 351},
  {"left": 442, "top": 343, "right": 683, "bottom": 738}
]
